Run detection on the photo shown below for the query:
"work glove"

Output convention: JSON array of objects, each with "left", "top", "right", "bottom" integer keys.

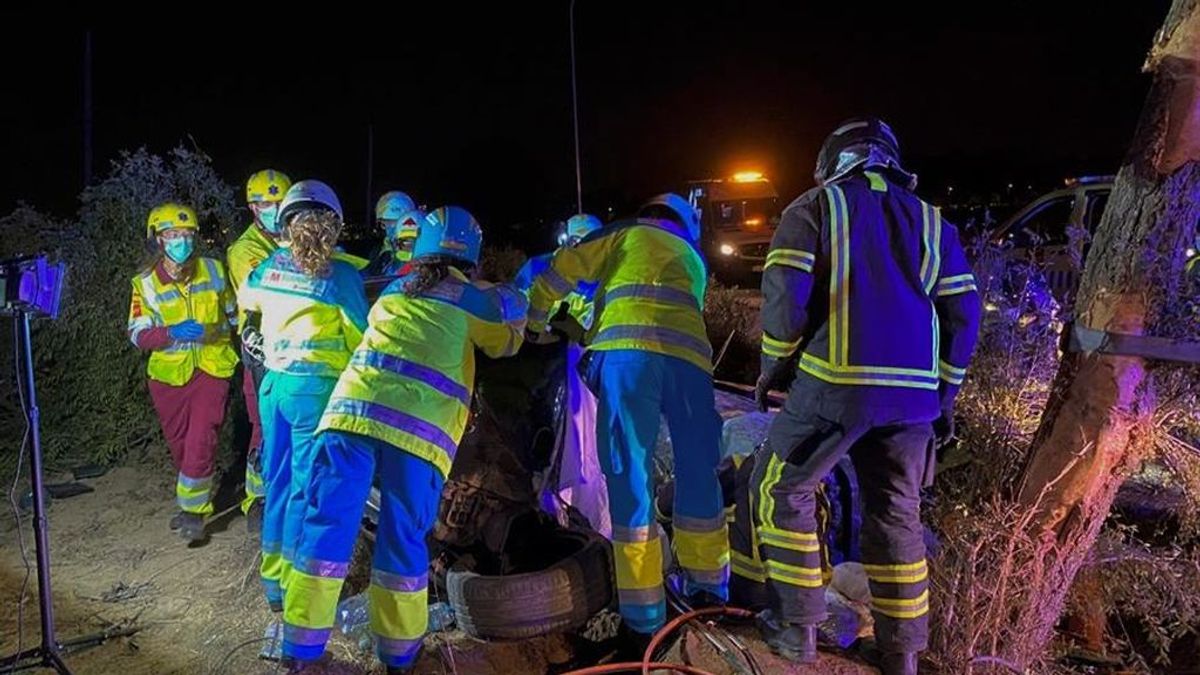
[
  {"left": 549, "top": 314, "right": 586, "bottom": 344},
  {"left": 754, "top": 373, "right": 773, "bottom": 413},
  {"left": 933, "top": 411, "right": 956, "bottom": 448},
  {"left": 168, "top": 319, "right": 204, "bottom": 341},
  {"left": 755, "top": 355, "right": 796, "bottom": 413}
]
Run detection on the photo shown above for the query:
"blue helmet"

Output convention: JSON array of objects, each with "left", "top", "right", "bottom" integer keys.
[
  {"left": 640, "top": 193, "right": 700, "bottom": 242},
  {"left": 561, "top": 213, "right": 602, "bottom": 246},
  {"left": 375, "top": 190, "right": 416, "bottom": 223},
  {"left": 412, "top": 206, "right": 483, "bottom": 266}
]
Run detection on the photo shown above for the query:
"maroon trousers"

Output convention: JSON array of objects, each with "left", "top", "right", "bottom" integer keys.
[{"left": 148, "top": 371, "right": 230, "bottom": 482}]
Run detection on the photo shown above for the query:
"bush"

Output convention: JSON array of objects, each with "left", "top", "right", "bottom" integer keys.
[
  {"left": 704, "top": 277, "right": 761, "bottom": 383},
  {"left": 926, "top": 233, "right": 1200, "bottom": 671},
  {"left": 0, "top": 147, "right": 240, "bottom": 471}
]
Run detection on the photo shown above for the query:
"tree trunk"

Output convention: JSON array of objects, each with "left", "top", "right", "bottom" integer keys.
[{"left": 1006, "top": 0, "right": 1200, "bottom": 660}]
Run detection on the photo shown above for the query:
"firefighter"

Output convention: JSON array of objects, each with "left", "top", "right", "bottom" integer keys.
[
  {"left": 367, "top": 190, "right": 419, "bottom": 276},
  {"left": 281, "top": 207, "right": 527, "bottom": 673},
  {"left": 526, "top": 196, "right": 728, "bottom": 654},
  {"left": 237, "top": 180, "right": 369, "bottom": 620},
  {"left": 750, "top": 118, "right": 981, "bottom": 674},
  {"left": 228, "top": 168, "right": 293, "bottom": 530},
  {"left": 127, "top": 202, "right": 239, "bottom": 543}
]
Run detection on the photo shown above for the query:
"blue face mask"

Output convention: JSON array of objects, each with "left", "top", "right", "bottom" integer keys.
[
  {"left": 258, "top": 205, "right": 281, "bottom": 234},
  {"left": 163, "top": 237, "right": 194, "bottom": 264}
]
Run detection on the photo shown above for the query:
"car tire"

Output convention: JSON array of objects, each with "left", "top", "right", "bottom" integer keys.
[{"left": 446, "top": 528, "right": 614, "bottom": 640}]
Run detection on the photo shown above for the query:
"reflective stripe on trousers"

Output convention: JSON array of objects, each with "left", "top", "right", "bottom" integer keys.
[{"left": 591, "top": 349, "right": 728, "bottom": 633}]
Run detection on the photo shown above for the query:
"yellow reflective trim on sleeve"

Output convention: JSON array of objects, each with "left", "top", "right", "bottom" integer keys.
[
  {"left": 935, "top": 273, "right": 979, "bottom": 297},
  {"left": 938, "top": 359, "right": 967, "bottom": 385},
  {"left": 764, "top": 248, "right": 815, "bottom": 273},
  {"left": 762, "top": 333, "right": 802, "bottom": 358}
]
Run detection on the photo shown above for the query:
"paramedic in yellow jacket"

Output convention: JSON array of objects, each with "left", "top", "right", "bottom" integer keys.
[
  {"left": 228, "top": 168, "right": 293, "bottom": 527},
  {"left": 127, "top": 203, "right": 239, "bottom": 543},
  {"left": 237, "top": 180, "right": 369, "bottom": 619},
  {"left": 527, "top": 194, "right": 729, "bottom": 652},
  {"left": 282, "top": 206, "right": 527, "bottom": 672}
]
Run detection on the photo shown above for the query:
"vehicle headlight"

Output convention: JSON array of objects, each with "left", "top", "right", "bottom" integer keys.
[{"left": 719, "top": 243, "right": 735, "bottom": 256}]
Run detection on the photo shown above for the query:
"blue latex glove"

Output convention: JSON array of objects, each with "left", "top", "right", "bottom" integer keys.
[{"left": 168, "top": 319, "right": 204, "bottom": 341}]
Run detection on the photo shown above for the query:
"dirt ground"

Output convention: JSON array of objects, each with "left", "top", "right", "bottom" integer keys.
[{"left": 1, "top": 457, "right": 876, "bottom": 675}]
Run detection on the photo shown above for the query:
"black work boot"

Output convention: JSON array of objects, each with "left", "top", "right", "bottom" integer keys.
[
  {"left": 756, "top": 609, "right": 817, "bottom": 663},
  {"left": 168, "top": 511, "right": 185, "bottom": 531},
  {"left": 177, "top": 512, "right": 205, "bottom": 543},
  {"left": 881, "top": 651, "right": 919, "bottom": 675}
]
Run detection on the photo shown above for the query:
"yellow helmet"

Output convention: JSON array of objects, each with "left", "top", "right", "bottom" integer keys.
[
  {"left": 146, "top": 202, "right": 199, "bottom": 238},
  {"left": 246, "top": 169, "right": 292, "bottom": 204}
]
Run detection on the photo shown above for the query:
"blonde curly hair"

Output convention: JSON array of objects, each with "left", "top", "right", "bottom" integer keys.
[{"left": 286, "top": 210, "right": 342, "bottom": 277}]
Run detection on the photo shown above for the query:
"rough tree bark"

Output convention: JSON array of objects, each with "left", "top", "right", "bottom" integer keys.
[{"left": 1006, "top": 0, "right": 1200, "bottom": 661}]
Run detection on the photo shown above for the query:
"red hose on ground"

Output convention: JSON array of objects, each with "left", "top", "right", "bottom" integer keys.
[
  {"left": 642, "top": 607, "right": 754, "bottom": 675},
  {"left": 560, "top": 663, "right": 712, "bottom": 675},
  {"left": 561, "top": 606, "right": 755, "bottom": 675}
]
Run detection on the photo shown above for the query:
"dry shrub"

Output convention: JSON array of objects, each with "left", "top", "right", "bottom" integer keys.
[
  {"left": 704, "top": 277, "right": 761, "bottom": 383},
  {"left": 926, "top": 230, "right": 1200, "bottom": 671}
]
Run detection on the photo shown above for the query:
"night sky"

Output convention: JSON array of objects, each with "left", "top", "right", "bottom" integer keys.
[{"left": 0, "top": 3, "right": 1170, "bottom": 247}]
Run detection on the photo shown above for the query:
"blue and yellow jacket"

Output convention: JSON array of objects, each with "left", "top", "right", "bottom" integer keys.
[{"left": 528, "top": 219, "right": 712, "bottom": 373}]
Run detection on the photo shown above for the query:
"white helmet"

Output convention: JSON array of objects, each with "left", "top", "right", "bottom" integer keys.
[{"left": 279, "top": 180, "right": 343, "bottom": 224}]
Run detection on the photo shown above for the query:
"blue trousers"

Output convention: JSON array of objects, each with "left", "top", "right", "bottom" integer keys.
[
  {"left": 590, "top": 349, "right": 729, "bottom": 634},
  {"left": 282, "top": 430, "right": 443, "bottom": 669},
  {"left": 259, "top": 371, "right": 337, "bottom": 610}
]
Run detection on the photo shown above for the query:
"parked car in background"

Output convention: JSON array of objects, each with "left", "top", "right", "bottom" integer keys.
[{"left": 982, "top": 175, "right": 1114, "bottom": 304}]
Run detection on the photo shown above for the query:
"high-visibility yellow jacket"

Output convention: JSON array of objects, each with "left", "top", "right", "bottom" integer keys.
[
  {"left": 227, "top": 223, "right": 277, "bottom": 331},
  {"left": 528, "top": 218, "right": 713, "bottom": 374},
  {"left": 318, "top": 268, "right": 528, "bottom": 477},
  {"left": 238, "top": 250, "right": 370, "bottom": 378},
  {"left": 127, "top": 257, "right": 239, "bottom": 386}
]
